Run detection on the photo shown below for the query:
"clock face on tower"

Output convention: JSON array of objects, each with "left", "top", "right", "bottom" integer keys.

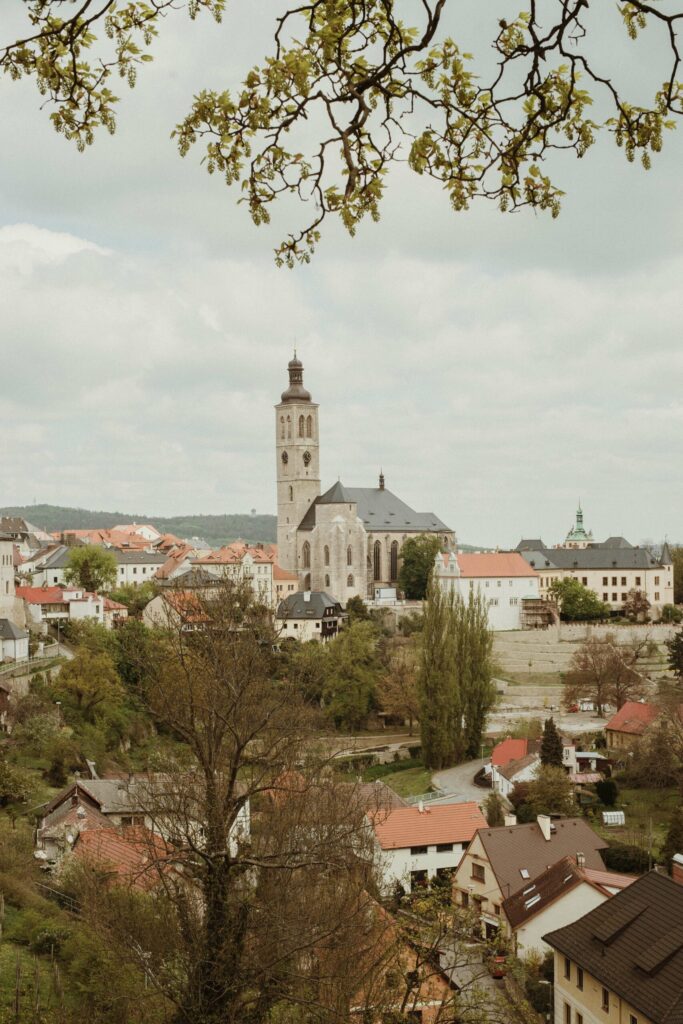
[
  {"left": 281, "top": 451, "right": 288, "bottom": 464},
  {"left": 303, "top": 450, "right": 311, "bottom": 466}
]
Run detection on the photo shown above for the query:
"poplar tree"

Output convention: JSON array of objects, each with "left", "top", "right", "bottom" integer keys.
[
  {"left": 540, "top": 717, "right": 564, "bottom": 768},
  {"left": 457, "top": 594, "right": 495, "bottom": 760},
  {"left": 418, "top": 578, "right": 460, "bottom": 770}
]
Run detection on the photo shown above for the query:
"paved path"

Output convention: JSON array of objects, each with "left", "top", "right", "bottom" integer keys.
[{"left": 432, "top": 757, "right": 488, "bottom": 803}]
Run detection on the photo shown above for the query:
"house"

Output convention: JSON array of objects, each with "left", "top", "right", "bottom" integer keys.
[
  {"left": 0, "top": 619, "right": 29, "bottom": 662},
  {"left": 103, "top": 597, "right": 128, "bottom": 629},
  {"left": 502, "top": 855, "right": 636, "bottom": 958},
  {"left": 544, "top": 871, "right": 683, "bottom": 1024},
  {"left": 370, "top": 801, "right": 487, "bottom": 893},
  {"left": 191, "top": 543, "right": 275, "bottom": 606},
  {"left": 142, "top": 591, "right": 208, "bottom": 631},
  {"left": 492, "top": 753, "right": 540, "bottom": 797},
  {"left": 25, "top": 544, "right": 167, "bottom": 588},
  {"left": 451, "top": 815, "right": 608, "bottom": 939},
  {"left": 434, "top": 551, "right": 544, "bottom": 630},
  {"left": 17, "top": 586, "right": 104, "bottom": 628},
  {"left": 516, "top": 513, "right": 674, "bottom": 616},
  {"left": 605, "top": 700, "right": 660, "bottom": 750},
  {"left": 274, "top": 563, "right": 298, "bottom": 602},
  {"left": 70, "top": 826, "right": 173, "bottom": 891},
  {"left": 276, "top": 591, "right": 343, "bottom": 642},
  {"left": 491, "top": 737, "right": 533, "bottom": 768},
  {"left": 112, "top": 549, "right": 168, "bottom": 586}
]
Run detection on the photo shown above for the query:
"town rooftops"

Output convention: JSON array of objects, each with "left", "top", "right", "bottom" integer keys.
[
  {"left": 497, "top": 752, "right": 539, "bottom": 782},
  {"left": 0, "top": 619, "right": 29, "bottom": 641},
  {"left": 605, "top": 701, "right": 659, "bottom": 736},
  {"left": 491, "top": 738, "right": 529, "bottom": 767},
  {"left": 544, "top": 872, "right": 683, "bottom": 1024},
  {"left": 73, "top": 827, "right": 171, "bottom": 890},
  {"left": 476, "top": 818, "right": 608, "bottom": 898},
  {"left": 298, "top": 482, "right": 452, "bottom": 533},
  {"left": 457, "top": 552, "right": 538, "bottom": 578},
  {"left": 371, "top": 801, "right": 487, "bottom": 851},
  {"left": 502, "top": 855, "right": 636, "bottom": 930},
  {"left": 277, "top": 591, "right": 341, "bottom": 620},
  {"left": 16, "top": 586, "right": 98, "bottom": 604}
]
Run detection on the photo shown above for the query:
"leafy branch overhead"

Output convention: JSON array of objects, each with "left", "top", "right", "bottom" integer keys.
[{"left": 3, "top": 1, "right": 682, "bottom": 265}]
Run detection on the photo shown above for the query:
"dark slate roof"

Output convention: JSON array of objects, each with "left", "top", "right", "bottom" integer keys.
[
  {"left": 299, "top": 483, "right": 452, "bottom": 532},
  {"left": 0, "top": 619, "right": 29, "bottom": 641},
  {"left": 276, "top": 592, "right": 342, "bottom": 620},
  {"left": 477, "top": 818, "right": 608, "bottom": 898},
  {"left": 503, "top": 855, "right": 586, "bottom": 929},
  {"left": 518, "top": 546, "right": 664, "bottom": 571},
  {"left": 543, "top": 872, "right": 683, "bottom": 1024},
  {"left": 111, "top": 550, "right": 167, "bottom": 565},
  {"left": 517, "top": 538, "right": 546, "bottom": 551},
  {"left": 158, "top": 568, "right": 218, "bottom": 588}
]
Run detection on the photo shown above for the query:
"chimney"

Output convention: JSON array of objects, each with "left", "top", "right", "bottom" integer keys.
[
  {"left": 537, "top": 814, "right": 552, "bottom": 841},
  {"left": 504, "top": 813, "right": 517, "bottom": 827},
  {"left": 303, "top": 591, "right": 311, "bottom": 602},
  {"left": 379, "top": 470, "right": 385, "bottom": 491},
  {"left": 576, "top": 851, "right": 586, "bottom": 869}
]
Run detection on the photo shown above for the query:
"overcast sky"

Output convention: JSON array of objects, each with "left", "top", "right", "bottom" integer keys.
[{"left": 1, "top": 2, "right": 681, "bottom": 548}]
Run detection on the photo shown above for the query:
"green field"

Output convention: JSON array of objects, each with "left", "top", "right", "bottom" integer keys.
[
  {"left": 594, "top": 785, "right": 680, "bottom": 856},
  {"left": 361, "top": 758, "right": 432, "bottom": 798}
]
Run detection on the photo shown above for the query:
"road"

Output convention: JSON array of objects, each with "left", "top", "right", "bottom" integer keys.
[{"left": 432, "top": 757, "right": 488, "bottom": 803}]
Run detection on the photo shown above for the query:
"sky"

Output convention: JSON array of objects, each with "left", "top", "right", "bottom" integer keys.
[{"left": 1, "top": 1, "right": 682, "bottom": 548}]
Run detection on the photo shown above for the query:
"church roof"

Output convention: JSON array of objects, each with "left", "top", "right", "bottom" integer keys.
[{"left": 298, "top": 483, "right": 452, "bottom": 533}]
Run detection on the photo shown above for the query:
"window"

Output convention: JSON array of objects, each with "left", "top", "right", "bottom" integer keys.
[
  {"left": 510, "top": 597, "right": 518, "bottom": 605},
  {"left": 603, "top": 576, "right": 608, "bottom": 585},
  {"left": 288, "top": 485, "right": 293, "bottom": 502},
  {"left": 286, "top": 415, "right": 291, "bottom": 438},
  {"left": 298, "top": 414, "right": 305, "bottom": 437},
  {"left": 621, "top": 576, "right": 627, "bottom": 586},
  {"left": 564, "top": 1002, "right": 571, "bottom": 1024},
  {"left": 306, "top": 414, "right": 313, "bottom": 437},
  {"left": 612, "top": 593, "right": 617, "bottom": 602},
  {"left": 655, "top": 575, "right": 660, "bottom": 585},
  {"left": 635, "top": 576, "right": 641, "bottom": 586},
  {"left": 497, "top": 579, "right": 501, "bottom": 587},
  {"left": 324, "top": 545, "right": 330, "bottom": 566},
  {"left": 133, "top": 567, "right": 137, "bottom": 575},
  {"left": 622, "top": 593, "right": 627, "bottom": 601},
  {"left": 485, "top": 580, "right": 490, "bottom": 587},
  {"left": 472, "top": 863, "right": 485, "bottom": 882},
  {"left": 302, "top": 542, "right": 311, "bottom": 569},
  {"left": 373, "top": 540, "right": 382, "bottom": 581},
  {"left": 280, "top": 416, "right": 285, "bottom": 439},
  {"left": 630, "top": 1016, "right": 638, "bottom": 1024},
  {"left": 564, "top": 957, "right": 571, "bottom": 980},
  {"left": 347, "top": 574, "right": 354, "bottom": 587},
  {"left": 410, "top": 845, "right": 428, "bottom": 855},
  {"left": 577, "top": 1016, "right": 584, "bottom": 1024},
  {"left": 461, "top": 891, "right": 469, "bottom": 908},
  {"left": 347, "top": 545, "right": 353, "bottom": 566},
  {"left": 436, "top": 843, "right": 453, "bottom": 852},
  {"left": 390, "top": 540, "right": 399, "bottom": 581},
  {"left": 577, "top": 966, "right": 583, "bottom": 991},
  {"left": 655, "top": 592, "right": 660, "bottom": 601},
  {"left": 494, "top": 904, "right": 501, "bottom": 916},
  {"left": 603, "top": 593, "right": 609, "bottom": 601},
  {"left": 325, "top": 575, "right": 330, "bottom": 588},
  {"left": 582, "top": 577, "right": 588, "bottom": 585},
  {"left": 602, "top": 988, "right": 609, "bottom": 1012},
  {"left": 612, "top": 576, "right": 617, "bottom": 585}
]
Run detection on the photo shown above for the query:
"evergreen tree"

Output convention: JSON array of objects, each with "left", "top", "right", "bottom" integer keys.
[
  {"left": 661, "top": 805, "right": 683, "bottom": 873},
  {"left": 484, "top": 791, "right": 505, "bottom": 827},
  {"left": 540, "top": 717, "right": 564, "bottom": 767},
  {"left": 665, "top": 628, "right": 683, "bottom": 680},
  {"left": 418, "top": 578, "right": 461, "bottom": 770},
  {"left": 398, "top": 535, "right": 442, "bottom": 600}
]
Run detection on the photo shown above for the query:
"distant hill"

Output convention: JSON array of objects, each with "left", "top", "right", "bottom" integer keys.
[
  {"left": 0, "top": 504, "right": 277, "bottom": 547},
  {"left": 1, "top": 504, "right": 489, "bottom": 551}
]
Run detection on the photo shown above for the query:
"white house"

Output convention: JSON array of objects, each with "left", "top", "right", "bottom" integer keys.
[
  {"left": 434, "top": 551, "right": 542, "bottom": 630},
  {"left": 16, "top": 586, "right": 104, "bottom": 627},
  {"left": 112, "top": 550, "right": 168, "bottom": 586},
  {"left": 492, "top": 753, "right": 540, "bottom": 798},
  {"left": 276, "top": 591, "right": 342, "bottom": 642},
  {"left": 0, "top": 619, "right": 29, "bottom": 662},
  {"left": 370, "top": 801, "right": 487, "bottom": 894},
  {"left": 502, "top": 855, "right": 636, "bottom": 958}
]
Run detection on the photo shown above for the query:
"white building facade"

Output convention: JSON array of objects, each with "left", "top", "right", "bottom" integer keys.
[{"left": 435, "top": 551, "right": 541, "bottom": 630}]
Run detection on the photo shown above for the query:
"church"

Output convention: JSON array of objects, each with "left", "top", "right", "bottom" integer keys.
[{"left": 275, "top": 356, "right": 455, "bottom": 604}]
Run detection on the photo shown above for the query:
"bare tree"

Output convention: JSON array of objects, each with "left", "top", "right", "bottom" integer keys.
[
  {"left": 378, "top": 643, "right": 420, "bottom": 736},
  {"left": 565, "top": 633, "right": 651, "bottom": 714}
]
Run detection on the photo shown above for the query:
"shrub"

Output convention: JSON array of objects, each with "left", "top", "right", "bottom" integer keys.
[
  {"left": 603, "top": 842, "right": 650, "bottom": 874},
  {"left": 596, "top": 778, "right": 618, "bottom": 806},
  {"left": 661, "top": 604, "right": 683, "bottom": 624}
]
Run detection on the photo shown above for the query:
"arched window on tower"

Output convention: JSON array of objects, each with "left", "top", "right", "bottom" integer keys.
[
  {"left": 303, "top": 573, "right": 311, "bottom": 590},
  {"left": 280, "top": 416, "right": 285, "bottom": 440},
  {"left": 373, "top": 540, "right": 382, "bottom": 582},
  {"left": 288, "top": 486, "right": 293, "bottom": 502},
  {"left": 286, "top": 416, "right": 292, "bottom": 439},
  {"left": 347, "top": 545, "right": 353, "bottom": 566},
  {"left": 302, "top": 542, "right": 311, "bottom": 569},
  {"left": 390, "top": 541, "right": 399, "bottom": 581},
  {"left": 306, "top": 414, "right": 313, "bottom": 438},
  {"left": 298, "top": 415, "right": 305, "bottom": 437},
  {"left": 325, "top": 574, "right": 330, "bottom": 588},
  {"left": 347, "top": 574, "right": 354, "bottom": 588},
  {"left": 324, "top": 545, "right": 330, "bottom": 567}
]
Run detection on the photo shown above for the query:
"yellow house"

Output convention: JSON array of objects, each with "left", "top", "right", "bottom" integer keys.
[{"left": 544, "top": 872, "right": 683, "bottom": 1024}]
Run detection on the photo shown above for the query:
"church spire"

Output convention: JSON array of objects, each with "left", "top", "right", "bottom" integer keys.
[
  {"left": 379, "top": 469, "right": 385, "bottom": 491},
  {"left": 281, "top": 352, "right": 311, "bottom": 403}
]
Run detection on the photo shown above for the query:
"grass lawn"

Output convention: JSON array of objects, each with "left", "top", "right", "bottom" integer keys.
[
  {"left": 594, "top": 785, "right": 680, "bottom": 855},
  {"left": 361, "top": 757, "right": 432, "bottom": 798}
]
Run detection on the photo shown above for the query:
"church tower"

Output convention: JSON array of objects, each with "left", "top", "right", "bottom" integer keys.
[{"left": 275, "top": 355, "right": 320, "bottom": 573}]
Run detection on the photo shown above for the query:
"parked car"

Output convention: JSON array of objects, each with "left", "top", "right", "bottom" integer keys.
[{"left": 567, "top": 704, "right": 579, "bottom": 713}]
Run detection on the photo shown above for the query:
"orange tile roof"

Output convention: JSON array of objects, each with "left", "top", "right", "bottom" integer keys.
[
  {"left": 605, "top": 701, "right": 659, "bottom": 736},
  {"left": 582, "top": 867, "right": 637, "bottom": 892},
  {"left": 456, "top": 552, "right": 539, "bottom": 578},
  {"left": 273, "top": 564, "right": 298, "bottom": 581},
  {"left": 73, "top": 827, "right": 171, "bottom": 890},
  {"left": 491, "top": 737, "right": 528, "bottom": 767},
  {"left": 17, "top": 585, "right": 99, "bottom": 604},
  {"left": 371, "top": 801, "right": 487, "bottom": 850}
]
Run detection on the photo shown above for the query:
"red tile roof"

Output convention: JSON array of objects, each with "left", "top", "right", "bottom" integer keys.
[
  {"left": 73, "top": 827, "right": 171, "bottom": 890},
  {"left": 582, "top": 867, "right": 637, "bottom": 892},
  {"left": 605, "top": 701, "right": 659, "bottom": 736},
  {"left": 371, "top": 801, "right": 487, "bottom": 851},
  {"left": 456, "top": 552, "right": 538, "bottom": 578},
  {"left": 17, "top": 586, "right": 99, "bottom": 604},
  {"left": 273, "top": 564, "right": 298, "bottom": 581},
  {"left": 491, "top": 738, "right": 528, "bottom": 767}
]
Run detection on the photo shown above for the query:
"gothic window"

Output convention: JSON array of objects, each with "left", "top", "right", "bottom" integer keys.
[
  {"left": 303, "top": 450, "right": 311, "bottom": 466},
  {"left": 287, "top": 415, "right": 292, "bottom": 439},
  {"left": 281, "top": 451, "right": 288, "bottom": 465},
  {"left": 373, "top": 540, "right": 382, "bottom": 582},
  {"left": 306, "top": 414, "right": 313, "bottom": 438},
  {"left": 390, "top": 540, "right": 399, "bottom": 581},
  {"left": 324, "top": 545, "right": 330, "bottom": 566},
  {"left": 302, "top": 542, "right": 311, "bottom": 568},
  {"left": 347, "top": 545, "right": 353, "bottom": 566},
  {"left": 279, "top": 416, "right": 285, "bottom": 440},
  {"left": 303, "top": 573, "right": 311, "bottom": 590},
  {"left": 298, "top": 415, "right": 305, "bottom": 437},
  {"left": 288, "top": 486, "right": 293, "bottom": 501},
  {"left": 325, "top": 574, "right": 330, "bottom": 588},
  {"left": 347, "top": 574, "right": 354, "bottom": 587}
]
